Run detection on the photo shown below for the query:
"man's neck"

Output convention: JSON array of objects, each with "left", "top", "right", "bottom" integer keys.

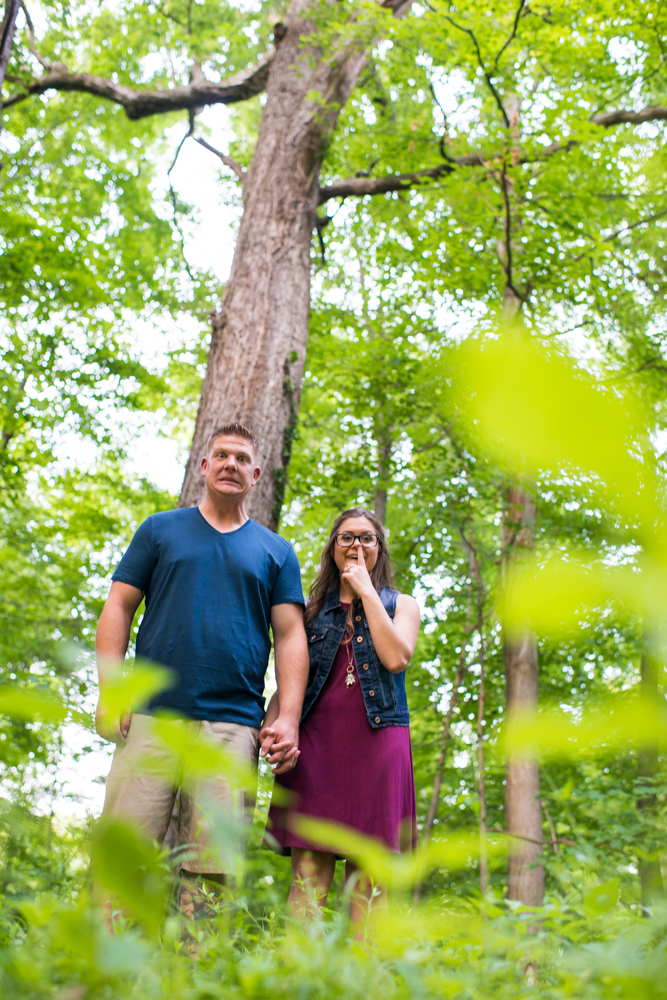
[{"left": 198, "top": 494, "right": 249, "bottom": 534}]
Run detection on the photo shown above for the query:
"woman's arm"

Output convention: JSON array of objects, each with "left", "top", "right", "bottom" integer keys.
[
  {"left": 359, "top": 589, "right": 420, "bottom": 673},
  {"left": 342, "top": 548, "right": 421, "bottom": 673}
]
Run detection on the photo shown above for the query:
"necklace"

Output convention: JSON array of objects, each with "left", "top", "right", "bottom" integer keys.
[{"left": 342, "top": 630, "right": 356, "bottom": 688}]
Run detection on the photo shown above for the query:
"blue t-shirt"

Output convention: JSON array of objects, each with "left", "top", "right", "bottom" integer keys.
[{"left": 111, "top": 508, "right": 304, "bottom": 726}]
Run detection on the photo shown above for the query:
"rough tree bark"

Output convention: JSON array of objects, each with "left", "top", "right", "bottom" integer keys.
[
  {"left": 502, "top": 485, "right": 544, "bottom": 906},
  {"left": 177, "top": 0, "right": 411, "bottom": 526}
]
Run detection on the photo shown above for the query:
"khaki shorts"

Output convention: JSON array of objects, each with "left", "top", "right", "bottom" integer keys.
[{"left": 102, "top": 713, "right": 260, "bottom": 875}]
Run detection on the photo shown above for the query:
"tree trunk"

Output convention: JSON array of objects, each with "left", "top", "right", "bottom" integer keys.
[
  {"left": 503, "top": 486, "right": 544, "bottom": 906},
  {"left": 373, "top": 432, "right": 392, "bottom": 525},
  {"left": 638, "top": 641, "right": 663, "bottom": 913},
  {"left": 500, "top": 258, "right": 543, "bottom": 903},
  {"left": 178, "top": 1, "right": 406, "bottom": 527},
  {"left": 420, "top": 642, "right": 469, "bottom": 842},
  {"left": 476, "top": 644, "right": 488, "bottom": 895}
]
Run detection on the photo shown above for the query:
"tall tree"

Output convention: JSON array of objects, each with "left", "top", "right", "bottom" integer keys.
[
  {"left": 6, "top": 0, "right": 667, "bottom": 530},
  {"left": 3, "top": 0, "right": 415, "bottom": 525}
]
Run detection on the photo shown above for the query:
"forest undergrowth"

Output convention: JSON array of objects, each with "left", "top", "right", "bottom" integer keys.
[{"left": 0, "top": 763, "right": 666, "bottom": 1000}]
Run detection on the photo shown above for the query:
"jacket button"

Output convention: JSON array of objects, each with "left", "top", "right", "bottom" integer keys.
[
  {"left": 356, "top": 636, "right": 362, "bottom": 643},
  {"left": 369, "top": 690, "right": 375, "bottom": 696},
  {"left": 375, "top": 717, "right": 380, "bottom": 724},
  {"left": 355, "top": 615, "right": 361, "bottom": 621},
  {"left": 363, "top": 664, "right": 369, "bottom": 670}
]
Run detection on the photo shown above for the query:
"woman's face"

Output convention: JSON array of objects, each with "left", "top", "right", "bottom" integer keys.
[{"left": 332, "top": 516, "right": 380, "bottom": 576}]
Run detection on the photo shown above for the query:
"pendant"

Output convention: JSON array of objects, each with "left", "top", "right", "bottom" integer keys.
[{"left": 345, "top": 667, "right": 356, "bottom": 688}]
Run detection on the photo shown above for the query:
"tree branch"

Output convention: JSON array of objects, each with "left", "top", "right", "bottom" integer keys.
[
  {"left": 18, "top": 0, "right": 51, "bottom": 71},
  {"left": 320, "top": 160, "right": 455, "bottom": 200},
  {"left": 487, "top": 827, "right": 576, "bottom": 850},
  {"left": 444, "top": 14, "right": 509, "bottom": 127},
  {"left": 493, "top": 0, "right": 527, "bottom": 69},
  {"left": 591, "top": 105, "right": 667, "bottom": 126},
  {"left": 604, "top": 207, "right": 667, "bottom": 242},
  {"left": 498, "top": 157, "right": 526, "bottom": 306},
  {"left": 0, "top": 0, "right": 22, "bottom": 101},
  {"left": 3, "top": 49, "right": 273, "bottom": 119},
  {"left": 166, "top": 112, "right": 196, "bottom": 283},
  {"left": 318, "top": 141, "right": 575, "bottom": 203},
  {"left": 193, "top": 135, "right": 246, "bottom": 183}
]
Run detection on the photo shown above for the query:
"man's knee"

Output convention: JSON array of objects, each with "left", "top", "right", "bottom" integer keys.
[{"left": 177, "top": 871, "right": 227, "bottom": 920}]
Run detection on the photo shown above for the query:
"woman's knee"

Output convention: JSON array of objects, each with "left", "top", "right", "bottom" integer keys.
[{"left": 292, "top": 849, "right": 335, "bottom": 887}]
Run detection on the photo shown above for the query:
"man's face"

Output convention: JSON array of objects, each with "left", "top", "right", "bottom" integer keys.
[{"left": 200, "top": 435, "right": 260, "bottom": 500}]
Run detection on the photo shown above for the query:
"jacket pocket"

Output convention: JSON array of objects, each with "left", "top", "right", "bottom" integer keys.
[
  {"left": 306, "top": 627, "right": 329, "bottom": 645},
  {"left": 306, "top": 627, "right": 329, "bottom": 672}
]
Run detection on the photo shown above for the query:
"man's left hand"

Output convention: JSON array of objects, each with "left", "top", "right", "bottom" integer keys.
[{"left": 259, "top": 715, "right": 300, "bottom": 774}]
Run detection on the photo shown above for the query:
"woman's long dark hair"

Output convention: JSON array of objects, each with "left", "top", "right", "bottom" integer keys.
[{"left": 304, "top": 508, "right": 395, "bottom": 626}]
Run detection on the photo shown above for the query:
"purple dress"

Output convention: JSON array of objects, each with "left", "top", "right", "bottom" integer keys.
[{"left": 266, "top": 604, "right": 416, "bottom": 856}]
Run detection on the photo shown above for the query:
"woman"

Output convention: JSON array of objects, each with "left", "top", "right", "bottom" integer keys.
[{"left": 262, "top": 508, "right": 420, "bottom": 925}]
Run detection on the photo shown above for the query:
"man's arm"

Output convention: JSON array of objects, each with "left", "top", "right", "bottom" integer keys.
[
  {"left": 260, "top": 603, "right": 309, "bottom": 773},
  {"left": 95, "top": 580, "right": 144, "bottom": 744}
]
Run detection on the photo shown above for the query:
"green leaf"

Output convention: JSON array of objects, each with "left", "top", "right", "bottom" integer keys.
[
  {"left": 91, "top": 819, "right": 168, "bottom": 936},
  {"left": 0, "top": 687, "right": 67, "bottom": 723},
  {"left": 584, "top": 879, "right": 620, "bottom": 917},
  {"left": 97, "top": 661, "right": 174, "bottom": 719}
]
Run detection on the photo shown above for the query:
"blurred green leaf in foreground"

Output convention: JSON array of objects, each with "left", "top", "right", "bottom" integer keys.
[{"left": 452, "top": 326, "right": 667, "bottom": 758}]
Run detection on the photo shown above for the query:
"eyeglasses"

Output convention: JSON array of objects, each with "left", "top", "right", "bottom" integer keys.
[{"left": 334, "top": 532, "right": 380, "bottom": 549}]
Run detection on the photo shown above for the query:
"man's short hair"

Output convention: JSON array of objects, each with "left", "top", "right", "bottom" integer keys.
[{"left": 206, "top": 423, "right": 259, "bottom": 455}]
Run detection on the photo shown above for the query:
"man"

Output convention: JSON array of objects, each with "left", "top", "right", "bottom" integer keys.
[{"left": 95, "top": 422, "right": 308, "bottom": 916}]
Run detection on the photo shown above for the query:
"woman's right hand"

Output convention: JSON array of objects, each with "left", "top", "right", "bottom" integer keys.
[{"left": 341, "top": 545, "right": 374, "bottom": 598}]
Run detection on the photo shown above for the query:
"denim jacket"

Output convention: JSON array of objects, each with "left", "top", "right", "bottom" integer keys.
[{"left": 301, "top": 587, "right": 410, "bottom": 729}]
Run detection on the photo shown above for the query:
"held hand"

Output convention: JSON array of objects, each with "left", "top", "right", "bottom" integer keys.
[
  {"left": 95, "top": 697, "right": 131, "bottom": 745},
  {"left": 341, "top": 545, "right": 373, "bottom": 598},
  {"left": 259, "top": 715, "right": 300, "bottom": 773},
  {"left": 271, "top": 745, "right": 300, "bottom": 775}
]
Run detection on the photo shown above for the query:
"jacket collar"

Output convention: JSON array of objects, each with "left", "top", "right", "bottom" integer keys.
[{"left": 323, "top": 590, "right": 343, "bottom": 614}]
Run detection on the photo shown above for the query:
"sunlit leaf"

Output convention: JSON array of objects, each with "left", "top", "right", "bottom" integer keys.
[
  {"left": 151, "top": 716, "right": 256, "bottom": 791},
  {"left": 291, "top": 817, "right": 508, "bottom": 889},
  {"left": 503, "top": 695, "right": 667, "bottom": 761},
  {"left": 0, "top": 687, "right": 67, "bottom": 723},
  {"left": 452, "top": 327, "right": 657, "bottom": 533},
  {"left": 584, "top": 879, "right": 620, "bottom": 917},
  {"left": 91, "top": 819, "right": 169, "bottom": 936},
  {"left": 97, "top": 661, "right": 173, "bottom": 720}
]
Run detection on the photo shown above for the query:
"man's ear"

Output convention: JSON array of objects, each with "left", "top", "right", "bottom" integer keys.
[
  {"left": 200, "top": 455, "right": 209, "bottom": 477},
  {"left": 252, "top": 464, "right": 261, "bottom": 486}
]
